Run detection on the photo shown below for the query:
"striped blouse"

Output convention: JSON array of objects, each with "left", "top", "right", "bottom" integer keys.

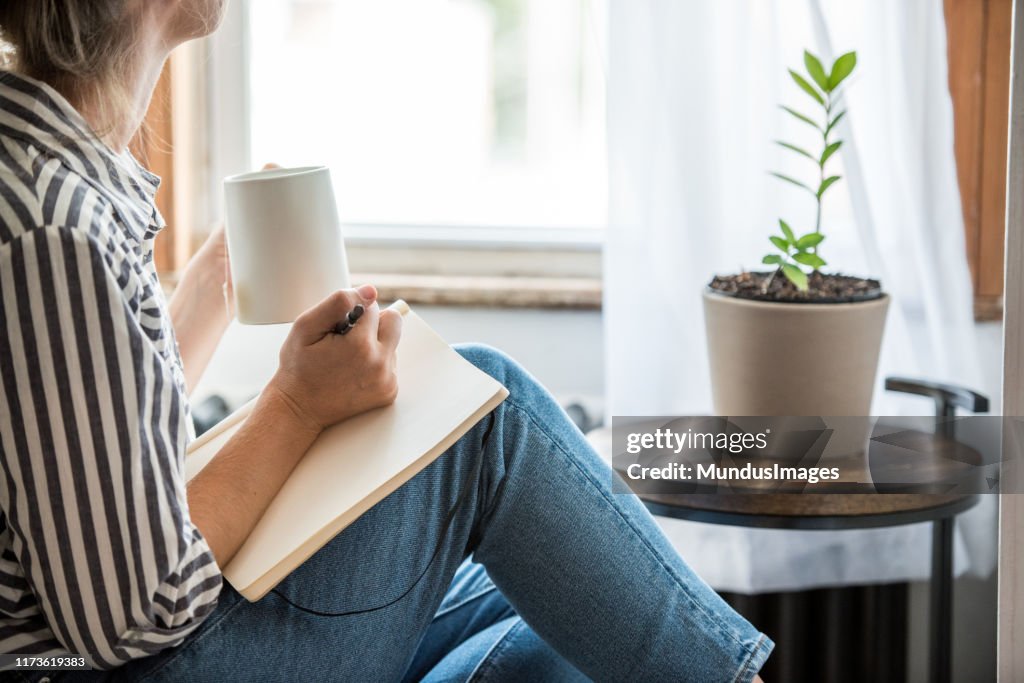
[{"left": 0, "top": 72, "right": 222, "bottom": 669}]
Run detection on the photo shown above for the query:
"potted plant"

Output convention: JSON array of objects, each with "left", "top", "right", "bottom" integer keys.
[{"left": 703, "top": 50, "right": 889, "bottom": 416}]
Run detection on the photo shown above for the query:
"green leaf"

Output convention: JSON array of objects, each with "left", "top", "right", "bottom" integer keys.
[
  {"left": 793, "top": 252, "right": 827, "bottom": 268},
  {"left": 778, "top": 219, "right": 796, "bottom": 244},
  {"left": 826, "top": 110, "right": 847, "bottom": 134},
  {"left": 782, "top": 264, "right": 809, "bottom": 291},
  {"left": 789, "top": 69, "right": 824, "bottom": 105},
  {"left": 780, "top": 106, "right": 823, "bottom": 132},
  {"left": 817, "top": 175, "right": 842, "bottom": 197},
  {"left": 829, "top": 51, "right": 857, "bottom": 90},
  {"left": 770, "top": 172, "right": 815, "bottom": 194},
  {"left": 769, "top": 235, "right": 790, "bottom": 252},
  {"left": 775, "top": 140, "right": 816, "bottom": 162},
  {"left": 795, "top": 233, "right": 825, "bottom": 250},
  {"left": 820, "top": 141, "right": 842, "bottom": 165},
  {"left": 762, "top": 254, "right": 783, "bottom": 265},
  {"left": 804, "top": 50, "right": 830, "bottom": 92}
]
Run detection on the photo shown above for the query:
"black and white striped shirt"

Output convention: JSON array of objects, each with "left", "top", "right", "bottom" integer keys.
[{"left": 0, "top": 71, "right": 222, "bottom": 669}]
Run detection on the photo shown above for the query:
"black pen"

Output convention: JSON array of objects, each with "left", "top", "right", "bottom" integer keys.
[{"left": 333, "top": 304, "right": 364, "bottom": 335}]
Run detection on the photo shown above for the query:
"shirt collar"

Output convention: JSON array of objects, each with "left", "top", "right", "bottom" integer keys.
[{"left": 0, "top": 70, "right": 162, "bottom": 213}]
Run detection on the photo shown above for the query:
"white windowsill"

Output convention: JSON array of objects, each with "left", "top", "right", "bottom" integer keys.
[
  {"left": 341, "top": 223, "right": 605, "bottom": 251},
  {"left": 342, "top": 224, "right": 605, "bottom": 285},
  {"left": 355, "top": 272, "right": 602, "bottom": 310}
]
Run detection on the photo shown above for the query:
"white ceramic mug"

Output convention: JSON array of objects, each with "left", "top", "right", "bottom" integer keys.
[{"left": 224, "top": 166, "right": 351, "bottom": 324}]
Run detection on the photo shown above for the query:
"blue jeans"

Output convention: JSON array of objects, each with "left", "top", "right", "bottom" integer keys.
[{"left": 53, "top": 345, "right": 772, "bottom": 682}]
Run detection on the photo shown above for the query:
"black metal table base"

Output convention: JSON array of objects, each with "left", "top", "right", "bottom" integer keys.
[{"left": 931, "top": 516, "right": 954, "bottom": 683}]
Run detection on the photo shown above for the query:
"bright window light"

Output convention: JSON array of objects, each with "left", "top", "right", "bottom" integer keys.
[{"left": 247, "top": 0, "right": 608, "bottom": 231}]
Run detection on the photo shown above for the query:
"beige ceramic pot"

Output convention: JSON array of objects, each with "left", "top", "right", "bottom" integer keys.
[{"left": 703, "top": 290, "right": 890, "bottom": 416}]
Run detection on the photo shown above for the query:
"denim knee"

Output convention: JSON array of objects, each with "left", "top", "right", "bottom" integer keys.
[
  {"left": 452, "top": 343, "right": 570, "bottom": 442},
  {"left": 453, "top": 343, "right": 523, "bottom": 393}
]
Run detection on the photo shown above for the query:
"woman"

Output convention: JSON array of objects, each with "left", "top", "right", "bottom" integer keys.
[{"left": 0, "top": 2, "right": 771, "bottom": 681}]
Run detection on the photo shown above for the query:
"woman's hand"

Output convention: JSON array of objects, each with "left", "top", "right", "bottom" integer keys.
[
  {"left": 191, "top": 224, "right": 233, "bottom": 310},
  {"left": 189, "top": 284, "right": 402, "bottom": 566},
  {"left": 265, "top": 284, "right": 404, "bottom": 434},
  {"left": 168, "top": 225, "right": 233, "bottom": 391}
]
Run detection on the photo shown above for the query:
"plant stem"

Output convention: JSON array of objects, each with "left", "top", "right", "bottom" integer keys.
[{"left": 814, "top": 94, "right": 831, "bottom": 256}]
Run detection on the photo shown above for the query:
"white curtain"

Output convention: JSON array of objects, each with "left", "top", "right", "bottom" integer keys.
[{"left": 605, "top": 0, "right": 994, "bottom": 592}]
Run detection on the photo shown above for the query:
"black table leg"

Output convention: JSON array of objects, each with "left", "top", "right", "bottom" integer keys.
[{"left": 930, "top": 516, "right": 954, "bottom": 683}]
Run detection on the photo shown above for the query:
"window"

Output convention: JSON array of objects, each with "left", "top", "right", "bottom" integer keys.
[{"left": 239, "top": 0, "right": 607, "bottom": 239}]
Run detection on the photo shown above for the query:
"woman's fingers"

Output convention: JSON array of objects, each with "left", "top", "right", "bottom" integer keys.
[
  {"left": 345, "top": 285, "right": 380, "bottom": 340},
  {"left": 354, "top": 300, "right": 380, "bottom": 341},
  {"left": 294, "top": 287, "right": 377, "bottom": 343},
  {"left": 377, "top": 307, "right": 403, "bottom": 352},
  {"left": 290, "top": 284, "right": 401, "bottom": 356}
]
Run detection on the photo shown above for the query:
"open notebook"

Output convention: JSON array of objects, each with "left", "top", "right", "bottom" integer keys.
[{"left": 185, "top": 301, "right": 509, "bottom": 601}]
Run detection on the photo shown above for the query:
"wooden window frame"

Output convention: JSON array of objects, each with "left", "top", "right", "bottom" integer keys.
[{"left": 946, "top": 0, "right": 1013, "bottom": 321}]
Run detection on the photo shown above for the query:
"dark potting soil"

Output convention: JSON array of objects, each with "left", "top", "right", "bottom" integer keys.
[{"left": 708, "top": 271, "right": 883, "bottom": 304}]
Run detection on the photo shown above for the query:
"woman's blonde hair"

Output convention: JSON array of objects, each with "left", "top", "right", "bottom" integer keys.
[{"left": 0, "top": 1, "right": 138, "bottom": 127}]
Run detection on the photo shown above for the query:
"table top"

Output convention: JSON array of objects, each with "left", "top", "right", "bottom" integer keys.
[{"left": 586, "top": 425, "right": 982, "bottom": 530}]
